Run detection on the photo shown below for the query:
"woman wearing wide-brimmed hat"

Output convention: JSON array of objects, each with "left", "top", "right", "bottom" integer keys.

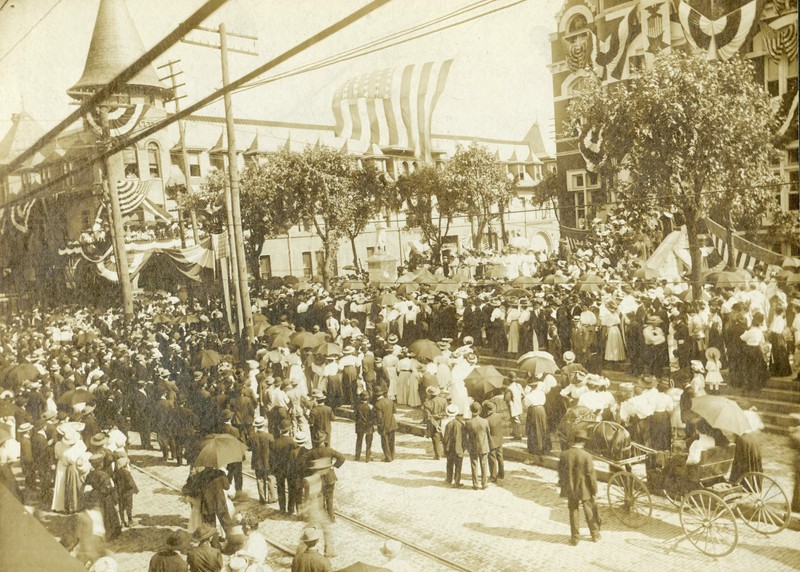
[{"left": 52, "top": 423, "right": 91, "bottom": 513}]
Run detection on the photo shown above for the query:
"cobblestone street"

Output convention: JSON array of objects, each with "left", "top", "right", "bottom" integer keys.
[{"left": 83, "top": 418, "right": 800, "bottom": 572}]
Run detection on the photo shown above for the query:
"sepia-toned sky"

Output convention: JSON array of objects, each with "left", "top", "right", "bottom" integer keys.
[{"left": 0, "top": 0, "right": 559, "bottom": 151}]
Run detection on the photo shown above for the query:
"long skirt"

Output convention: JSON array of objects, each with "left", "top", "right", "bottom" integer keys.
[
  {"left": 770, "top": 333, "right": 792, "bottom": 377},
  {"left": 63, "top": 465, "right": 83, "bottom": 514},
  {"left": 741, "top": 345, "right": 769, "bottom": 392},
  {"left": 406, "top": 372, "right": 422, "bottom": 408},
  {"left": 604, "top": 326, "right": 626, "bottom": 362},
  {"left": 507, "top": 321, "right": 521, "bottom": 355},
  {"left": 526, "top": 405, "right": 550, "bottom": 454},
  {"left": 395, "top": 371, "right": 410, "bottom": 406}
]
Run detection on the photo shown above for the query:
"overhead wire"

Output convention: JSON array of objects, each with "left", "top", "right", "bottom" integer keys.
[{"left": 0, "top": 0, "right": 63, "bottom": 65}]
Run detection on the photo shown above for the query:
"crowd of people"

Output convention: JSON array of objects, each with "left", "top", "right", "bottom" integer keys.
[{"left": 1, "top": 243, "right": 799, "bottom": 568}]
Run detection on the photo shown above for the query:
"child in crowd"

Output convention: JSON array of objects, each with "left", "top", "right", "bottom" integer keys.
[
  {"left": 113, "top": 455, "right": 138, "bottom": 527},
  {"left": 705, "top": 347, "right": 724, "bottom": 395}
]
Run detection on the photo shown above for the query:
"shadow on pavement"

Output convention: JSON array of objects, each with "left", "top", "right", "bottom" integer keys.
[
  {"left": 371, "top": 474, "right": 447, "bottom": 488},
  {"left": 463, "top": 521, "right": 570, "bottom": 545},
  {"left": 738, "top": 542, "right": 800, "bottom": 568},
  {"left": 625, "top": 537, "right": 714, "bottom": 563}
]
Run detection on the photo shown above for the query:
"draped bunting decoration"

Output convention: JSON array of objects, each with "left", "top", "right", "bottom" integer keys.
[
  {"left": 578, "top": 126, "right": 603, "bottom": 172},
  {"left": 85, "top": 103, "right": 147, "bottom": 138},
  {"left": 676, "top": 0, "right": 764, "bottom": 60},
  {"left": 760, "top": 12, "right": 798, "bottom": 63},
  {"left": 560, "top": 225, "right": 591, "bottom": 253},
  {"left": 10, "top": 200, "right": 36, "bottom": 233},
  {"left": 775, "top": 89, "right": 799, "bottom": 138},
  {"left": 772, "top": 0, "right": 798, "bottom": 15},
  {"left": 704, "top": 218, "right": 785, "bottom": 270},
  {"left": 64, "top": 255, "right": 81, "bottom": 289},
  {"left": 113, "top": 178, "right": 152, "bottom": 215},
  {"left": 592, "top": 5, "right": 642, "bottom": 81},
  {"left": 331, "top": 60, "right": 453, "bottom": 163},
  {"left": 563, "top": 33, "right": 593, "bottom": 72}
]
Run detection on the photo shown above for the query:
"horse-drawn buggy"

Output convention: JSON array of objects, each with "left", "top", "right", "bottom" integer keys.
[{"left": 557, "top": 403, "right": 791, "bottom": 557}]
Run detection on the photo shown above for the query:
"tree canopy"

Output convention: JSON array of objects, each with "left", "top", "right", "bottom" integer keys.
[{"left": 568, "top": 50, "right": 779, "bottom": 292}]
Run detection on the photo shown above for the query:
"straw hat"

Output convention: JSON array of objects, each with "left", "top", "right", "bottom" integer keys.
[{"left": 705, "top": 347, "right": 721, "bottom": 361}]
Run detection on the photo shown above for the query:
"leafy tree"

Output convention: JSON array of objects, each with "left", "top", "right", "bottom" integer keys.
[
  {"left": 395, "top": 165, "right": 465, "bottom": 264},
  {"left": 568, "top": 51, "right": 779, "bottom": 295},
  {"left": 341, "top": 161, "right": 389, "bottom": 273},
  {"left": 177, "top": 169, "right": 226, "bottom": 234},
  {"left": 444, "top": 142, "right": 515, "bottom": 249},
  {"left": 531, "top": 168, "right": 564, "bottom": 223}
]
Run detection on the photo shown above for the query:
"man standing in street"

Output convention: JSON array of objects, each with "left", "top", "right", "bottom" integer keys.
[
  {"left": 271, "top": 420, "right": 296, "bottom": 514},
  {"left": 558, "top": 428, "right": 601, "bottom": 545},
  {"left": 219, "top": 410, "right": 244, "bottom": 495},
  {"left": 292, "top": 526, "right": 331, "bottom": 572},
  {"left": 373, "top": 388, "right": 397, "bottom": 462},
  {"left": 442, "top": 404, "right": 464, "bottom": 488},
  {"left": 464, "top": 402, "right": 491, "bottom": 490},
  {"left": 353, "top": 391, "right": 374, "bottom": 462},
  {"left": 484, "top": 401, "right": 505, "bottom": 483},
  {"left": 251, "top": 416, "right": 276, "bottom": 505},
  {"left": 308, "top": 390, "right": 335, "bottom": 448},
  {"left": 422, "top": 386, "right": 447, "bottom": 460},
  {"left": 306, "top": 439, "right": 346, "bottom": 523}
]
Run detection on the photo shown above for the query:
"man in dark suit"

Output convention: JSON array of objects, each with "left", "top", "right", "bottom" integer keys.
[
  {"left": 353, "top": 391, "right": 374, "bottom": 462},
  {"left": 423, "top": 386, "right": 448, "bottom": 460},
  {"left": 305, "top": 440, "right": 346, "bottom": 523},
  {"left": 308, "top": 390, "right": 335, "bottom": 448},
  {"left": 483, "top": 401, "right": 505, "bottom": 483},
  {"left": 463, "top": 402, "right": 491, "bottom": 490},
  {"left": 442, "top": 404, "right": 464, "bottom": 488},
  {"left": 251, "top": 416, "right": 276, "bottom": 504},
  {"left": 131, "top": 379, "right": 154, "bottom": 449},
  {"left": 558, "top": 428, "right": 601, "bottom": 545},
  {"left": 220, "top": 410, "right": 244, "bottom": 494},
  {"left": 271, "top": 420, "right": 296, "bottom": 514},
  {"left": 373, "top": 388, "right": 397, "bottom": 462}
]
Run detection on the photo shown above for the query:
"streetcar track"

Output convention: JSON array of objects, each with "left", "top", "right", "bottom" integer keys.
[{"left": 132, "top": 460, "right": 474, "bottom": 571}]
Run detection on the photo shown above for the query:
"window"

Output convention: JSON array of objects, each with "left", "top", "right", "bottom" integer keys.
[
  {"left": 402, "top": 161, "right": 410, "bottom": 174},
  {"left": 188, "top": 153, "right": 201, "bottom": 178},
  {"left": 568, "top": 169, "right": 600, "bottom": 223},
  {"left": 790, "top": 171, "right": 799, "bottom": 212},
  {"left": 629, "top": 55, "right": 645, "bottom": 74},
  {"left": 302, "top": 251, "right": 313, "bottom": 278},
  {"left": 567, "top": 14, "right": 588, "bottom": 34},
  {"left": 366, "top": 247, "right": 375, "bottom": 258},
  {"left": 123, "top": 146, "right": 139, "bottom": 178},
  {"left": 764, "top": 54, "right": 798, "bottom": 98},
  {"left": 259, "top": 255, "right": 272, "bottom": 278},
  {"left": 147, "top": 142, "right": 161, "bottom": 178},
  {"left": 315, "top": 251, "right": 326, "bottom": 276}
]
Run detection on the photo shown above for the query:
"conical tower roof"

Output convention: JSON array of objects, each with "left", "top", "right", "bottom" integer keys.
[
  {"left": 67, "top": 0, "right": 165, "bottom": 97},
  {"left": 0, "top": 111, "right": 46, "bottom": 165}
]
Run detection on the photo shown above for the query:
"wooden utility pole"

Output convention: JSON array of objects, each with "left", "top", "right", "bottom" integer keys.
[
  {"left": 182, "top": 24, "right": 257, "bottom": 346},
  {"left": 98, "top": 105, "right": 135, "bottom": 323}
]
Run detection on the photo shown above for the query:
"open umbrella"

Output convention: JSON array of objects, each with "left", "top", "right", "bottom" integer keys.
[
  {"left": 253, "top": 321, "right": 271, "bottom": 338},
  {"left": 342, "top": 280, "right": 366, "bottom": 290},
  {"left": 314, "top": 342, "right": 343, "bottom": 357},
  {"left": 782, "top": 256, "right": 800, "bottom": 268},
  {"left": 375, "top": 292, "right": 400, "bottom": 306},
  {"left": 511, "top": 276, "right": 541, "bottom": 286},
  {"left": 265, "top": 325, "right": 293, "bottom": 338},
  {"left": 502, "top": 287, "right": 529, "bottom": 299},
  {"left": 413, "top": 268, "right": 437, "bottom": 284},
  {"left": 464, "top": 365, "right": 505, "bottom": 398},
  {"left": 290, "top": 331, "right": 321, "bottom": 349},
  {"left": 691, "top": 395, "right": 751, "bottom": 435},
  {"left": 271, "top": 335, "right": 291, "bottom": 349},
  {"left": 196, "top": 349, "right": 222, "bottom": 369},
  {"left": 58, "top": 388, "right": 95, "bottom": 407},
  {"left": 177, "top": 314, "right": 200, "bottom": 324},
  {"left": 151, "top": 314, "right": 174, "bottom": 324},
  {"left": 542, "top": 274, "right": 568, "bottom": 285},
  {"left": 517, "top": 351, "right": 559, "bottom": 374},
  {"left": 409, "top": 339, "right": 442, "bottom": 361},
  {"left": 194, "top": 433, "right": 247, "bottom": 468},
  {"left": 577, "top": 273, "right": 603, "bottom": 293},
  {"left": 4, "top": 363, "right": 40, "bottom": 386},
  {"left": 434, "top": 279, "right": 459, "bottom": 293},
  {"left": 395, "top": 282, "right": 419, "bottom": 295},
  {"left": 787, "top": 273, "right": 800, "bottom": 285},
  {"left": 633, "top": 267, "right": 659, "bottom": 280},
  {"left": 252, "top": 313, "right": 269, "bottom": 325},
  {"left": 704, "top": 269, "right": 751, "bottom": 288}
]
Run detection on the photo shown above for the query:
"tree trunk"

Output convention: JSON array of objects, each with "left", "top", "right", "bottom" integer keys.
[
  {"left": 724, "top": 209, "right": 736, "bottom": 271},
  {"left": 349, "top": 236, "right": 361, "bottom": 274},
  {"left": 685, "top": 211, "right": 704, "bottom": 299},
  {"left": 499, "top": 202, "right": 508, "bottom": 247},
  {"left": 322, "top": 240, "right": 332, "bottom": 291}
]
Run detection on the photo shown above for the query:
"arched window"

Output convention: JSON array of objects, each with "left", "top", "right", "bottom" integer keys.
[
  {"left": 567, "top": 77, "right": 586, "bottom": 96},
  {"left": 567, "top": 14, "right": 588, "bottom": 34},
  {"left": 402, "top": 161, "right": 410, "bottom": 174},
  {"left": 147, "top": 142, "right": 161, "bottom": 178},
  {"left": 123, "top": 146, "right": 139, "bottom": 178}
]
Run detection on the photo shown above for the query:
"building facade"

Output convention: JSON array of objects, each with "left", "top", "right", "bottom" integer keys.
[{"left": 549, "top": 0, "right": 799, "bottom": 250}]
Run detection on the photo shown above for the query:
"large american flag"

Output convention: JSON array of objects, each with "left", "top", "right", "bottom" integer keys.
[{"left": 331, "top": 60, "right": 453, "bottom": 163}]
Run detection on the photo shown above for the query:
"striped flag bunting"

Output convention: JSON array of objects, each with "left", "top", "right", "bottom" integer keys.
[
  {"left": 675, "top": 0, "right": 764, "bottom": 60},
  {"left": 775, "top": 89, "right": 799, "bottom": 138},
  {"left": 704, "top": 218, "right": 785, "bottom": 270},
  {"left": 85, "top": 103, "right": 147, "bottom": 138},
  {"left": 10, "top": 200, "right": 36, "bottom": 233},
  {"left": 112, "top": 178, "right": 151, "bottom": 215},
  {"left": 760, "top": 12, "right": 798, "bottom": 63},
  {"left": 578, "top": 126, "right": 603, "bottom": 173},
  {"left": 592, "top": 5, "right": 642, "bottom": 80},
  {"left": 331, "top": 60, "right": 453, "bottom": 163}
]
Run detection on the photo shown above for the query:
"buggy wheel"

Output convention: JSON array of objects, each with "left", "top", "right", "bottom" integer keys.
[
  {"left": 680, "top": 490, "right": 738, "bottom": 557},
  {"left": 607, "top": 471, "right": 652, "bottom": 528},
  {"left": 663, "top": 487, "right": 684, "bottom": 508},
  {"left": 734, "top": 471, "right": 790, "bottom": 535}
]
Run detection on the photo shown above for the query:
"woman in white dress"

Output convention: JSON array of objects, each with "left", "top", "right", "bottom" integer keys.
[
  {"left": 395, "top": 350, "right": 413, "bottom": 406},
  {"left": 382, "top": 346, "right": 400, "bottom": 403},
  {"left": 52, "top": 424, "right": 91, "bottom": 513},
  {"left": 602, "top": 302, "right": 626, "bottom": 362},
  {"left": 449, "top": 353, "right": 477, "bottom": 419}
]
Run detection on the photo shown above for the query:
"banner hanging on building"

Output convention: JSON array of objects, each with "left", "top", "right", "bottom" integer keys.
[
  {"left": 592, "top": 5, "right": 642, "bottom": 81},
  {"left": 85, "top": 103, "right": 147, "bottom": 138},
  {"left": 331, "top": 60, "right": 453, "bottom": 163},
  {"left": 675, "top": 0, "right": 764, "bottom": 61},
  {"left": 759, "top": 11, "right": 798, "bottom": 63}
]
